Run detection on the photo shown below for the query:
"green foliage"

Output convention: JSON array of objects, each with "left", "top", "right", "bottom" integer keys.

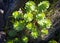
[
  {"left": 7, "top": 0, "right": 52, "bottom": 43},
  {"left": 14, "top": 38, "right": 20, "bottom": 43},
  {"left": 22, "top": 36, "right": 28, "bottom": 43},
  {"left": 7, "top": 40, "right": 14, "bottom": 43},
  {"left": 37, "top": 19, "right": 52, "bottom": 28},
  {"left": 38, "top": 1, "right": 50, "bottom": 13},
  {"left": 26, "top": 23, "right": 33, "bottom": 30},
  {"left": 8, "top": 30, "right": 17, "bottom": 37},
  {"left": 24, "top": 12, "right": 33, "bottom": 22},
  {"left": 25, "top": 1, "right": 36, "bottom": 12},
  {"left": 41, "top": 29, "right": 48, "bottom": 35},
  {"left": 13, "top": 20, "right": 25, "bottom": 31},
  {"left": 12, "top": 11, "right": 23, "bottom": 19},
  {"left": 36, "top": 13, "right": 45, "bottom": 20},
  {"left": 49, "top": 40, "right": 58, "bottom": 43},
  {"left": 41, "top": 29, "right": 48, "bottom": 39},
  {"left": 26, "top": 23, "right": 37, "bottom": 31},
  {"left": 31, "top": 31, "right": 39, "bottom": 39},
  {"left": 7, "top": 38, "right": 21, "bottom": 43},
  {"left": 12, "top": 0, "right": 51, "bottom": 39}
]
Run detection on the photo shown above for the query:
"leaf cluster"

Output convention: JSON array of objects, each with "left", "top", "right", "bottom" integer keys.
[{"left": 7, "top": 1, "right": 52, "bottom": 43}]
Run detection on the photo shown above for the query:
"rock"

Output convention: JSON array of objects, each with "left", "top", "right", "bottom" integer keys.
[
  {"left": 0, "top": 9, "right": 4, "bottom": 31},
  {"left": 4, "top": 0, "right": 27, "bottom": 21},
  {"left": 0, "top": 31, "right": 6, "bottom": 43}
]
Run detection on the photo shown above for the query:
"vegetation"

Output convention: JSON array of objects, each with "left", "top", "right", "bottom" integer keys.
[
  {"left": 0, "top": 0, "right": 59, "bottom": 43},
  {"left": 6, "top": 1, "right": 52, "bottom": 43}
]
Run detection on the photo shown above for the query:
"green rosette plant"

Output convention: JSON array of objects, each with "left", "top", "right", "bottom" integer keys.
[
  {"left": 24, "top": 12, "right": 33, "bottom": 22},
  {"left": 12, "top": 11, "right": 23, "bottom": 19},
  {"left": 8, "top": 1, "right": 52, "bottom": 43},
  {"left": 41, "top": 29, "right": 48, "bottom": 39},
  {"left": 31, "top": 31, "right": 39, "bottom": 39},
  {"left": 36, "top": 13, "right": 46, "bottom": 20},
  {"left": 37, "top": 19, "right": 52, "bottom": 28},
  {"left": 13, "top": 20, "right": 26, "bottom": 32},
  {"left": 38, "top": 1, "right": 50, "bottom": 13},
  {"left": 22, "top": 36, "right": 28, "bottom": 43},
  {"left": 26, "top": 23, "right": 37, "bottom": 31},
  {"left": 25, "top": 1, "right": 36, "bottom": 12}
]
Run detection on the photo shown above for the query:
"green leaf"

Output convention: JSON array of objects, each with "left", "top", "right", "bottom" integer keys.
[
  {"left": 37, "top": 19, "right": 52, "bottom": 28},
  {"left": 7, "top": 40, "right": 14, "bottom": 43},
  {"left": 45, "top": 19, "right": 52, "bottom": 28},
  {"left": 24, "top": 13, "right": 33, "bottom": 22},
  {"left": 26, "top": 23, "right": 37, "bottom": 32},
  {"left": 31, "top": 31, "right": 39, "bottom": 39},
  {"left": 12, "top": 11, "right": 23, "bottom": 19},
  {"left": 14, "top": 38, "right": 20, "bottom": 43},
  {"left": 8, "top": 30, "right": 17, "bottom": 37},
  {"left": 41, "top": 29, "right": 48, "bottom": 35},
  {"left": 25, "top": 1, "right": 36, "bottom": 12},
  {"left": 36, "top": 13, "right": 45, "bottom": 20},
  {"left": 38, "top": 1, "right": 50, "bottom": 13},
  {"left": 22, "top": 36, "right": 28, "bottom": 43},
  {"left": 13, "top": 20, "right": 25, "bottom": 31},
  {"left": 26, "top": 23, "right": 33, "bottom": 30},
  {"left": 49, "top": 40, "right": 57, "bottom": 43}
]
